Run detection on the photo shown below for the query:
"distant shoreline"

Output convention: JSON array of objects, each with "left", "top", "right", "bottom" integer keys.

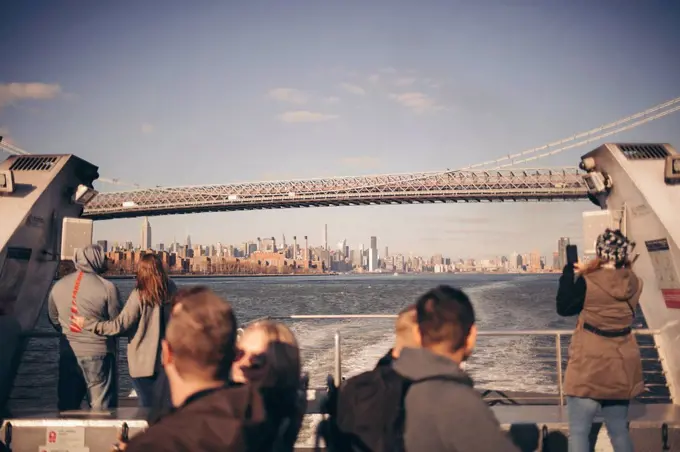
[
  {"left": 103, "top": 271, "right": 558, "bottom": 280},
  {"left": 105, "top": 273, "right": 335, "bottom": 280}
]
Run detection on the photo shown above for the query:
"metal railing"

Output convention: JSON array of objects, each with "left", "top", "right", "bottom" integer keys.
[
  {"left": 12, "top": 316, "right": 667, "bottom": 409},
  {"left": 238, "top": 315, "right": 666, "bottom": 406}
]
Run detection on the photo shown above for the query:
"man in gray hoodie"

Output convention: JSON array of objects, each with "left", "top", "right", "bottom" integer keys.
[
  {"left": 393, "top": 285, "right": 519, "bottom": 451},
  {"left": 48, "top": 244, "right": 122, "bottom": 410}
]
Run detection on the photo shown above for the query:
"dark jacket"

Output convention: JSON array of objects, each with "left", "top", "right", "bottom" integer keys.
[
  {"left": 48, "top": 246, "right": 121, "bottom": 356},
  {"left": 393, "top": 348, "right": 519, "bottom": 452},
  {"left": 375, "top": 349, "right": 394, "bottom": 368},
  {"left": 557, "top": 264, "right": 644, "bottom": 400},
  {"left": 259, "top": 386, "right": 307, "bottom": 452},
  {"left": 126, "top": 384, "right": 268, "bottom": 452}
]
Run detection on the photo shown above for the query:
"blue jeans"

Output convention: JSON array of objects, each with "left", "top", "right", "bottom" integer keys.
[
  {"left": 566, "top": 396, "right": 633, "bottom": 452},
  {"left": 76, "top": 353, "right": 117, "bottom": 410},
  {"left": 132, "top": 374, "right": 158, "bottom": 408}
]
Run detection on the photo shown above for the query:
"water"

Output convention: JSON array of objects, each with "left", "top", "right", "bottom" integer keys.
[
  {"left": 11, "top": 273, "right": 576, "bottom": 408},
  {"left": 9, "top": 273, "right": 664, "bottom": 450}
]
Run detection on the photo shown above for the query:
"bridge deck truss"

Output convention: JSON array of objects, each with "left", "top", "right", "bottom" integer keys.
[{"left": 83, "top": 168, "right": 589, "bottom": 219}]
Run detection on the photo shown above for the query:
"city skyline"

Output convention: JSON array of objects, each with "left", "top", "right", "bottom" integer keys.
[
  {"left": 3, "top": 1, "right": 680, "bottom": 257},
  {"left": 104, "top": 217, "right": 577, "bottom": 263}
]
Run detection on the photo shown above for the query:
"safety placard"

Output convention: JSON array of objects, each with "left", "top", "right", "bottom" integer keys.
[
  {"left": 645, "top": 238, "right": 680, "bottom": 309},
  {"left": 662, "top": 289, "right": 680, "bottom": 310},
  {"left": 44, "top": 427, "right": 85, "bottom": 448}
]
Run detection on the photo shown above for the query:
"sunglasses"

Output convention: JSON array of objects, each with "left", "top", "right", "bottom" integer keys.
[{"left": 235, "top": 348, "right": 267, "bottom": 370}]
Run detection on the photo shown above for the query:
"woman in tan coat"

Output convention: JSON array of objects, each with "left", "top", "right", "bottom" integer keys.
[{"left": 557, "top": 229, "right": 643, "bottom": 452}]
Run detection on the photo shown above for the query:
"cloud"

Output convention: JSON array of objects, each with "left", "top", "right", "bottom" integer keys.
[
  {"left": 380, "top": 67, "right": 398, "bottom": 74},
  {"left": 394, "top": 77, "right": 417, "bottom": 87},
  {"left": 338, "top": 156, "right": 381, "bottom": 169},
  {"left": 389, "top": 92, "right": 443, "bottom": 114},
  {"left": 339, "top": 83, "right": 366, "bottom": 95},
  {"left": 278, "top": 110, "right": 338, "bottom": 123},
  {"left": 0, "top": 82, "right": 62, "bottom": 111},
  {"left": 141, "top": 123, "right": 155, "bottom": 134},
  {"left": 368, "top": 74, "right": 380, "bottom": 84},
  {"left": 324, "top": 96, "right": 340, "bottom": 104},
  {"left": 268, "top": 88, "right": 308, "bottom": 104}
]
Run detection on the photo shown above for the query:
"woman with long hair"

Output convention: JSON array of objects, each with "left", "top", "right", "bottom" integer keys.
[
  {"left": 232, "top": 320, "right": 306, "bottom": 452},
  {"left": 72, "top": 253, "right": 177, "bottom": 407},
  {"left": 557, "top": 229, "right": 643, "bottom": 452}
]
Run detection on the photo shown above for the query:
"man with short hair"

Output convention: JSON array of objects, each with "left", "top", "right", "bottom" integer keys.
[
  {"left": 393, "top": 285, "right": 519, "bottom": 451},
  {"left": 48, "top": 245, "right": 120, "bottom": 410},
  {"left": 122, "top": 288, "right": 266, "bottom": 452},
  {"left": 376, "top": 304, "right": 418, "bottom": 367}
]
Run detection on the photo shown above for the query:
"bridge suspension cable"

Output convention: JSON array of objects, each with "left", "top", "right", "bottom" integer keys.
[
  {"left": 0, "top": 140, "right": 140, "bottom": 188},
  {"left": 492, "top": 104, "right": 680, "bottom": 169},
  {"left": 461, "top": 95, "right": 680, "bottom": 170}
]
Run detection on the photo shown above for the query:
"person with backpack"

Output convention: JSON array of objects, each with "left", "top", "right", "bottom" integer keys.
[
  {"left": 393, "top": 285, "right": 519, "bottom": 452},
  {"left": 327, "top": 304, "right": 420, "bottom": 451}
]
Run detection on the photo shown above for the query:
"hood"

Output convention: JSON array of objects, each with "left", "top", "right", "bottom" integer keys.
[
  {"left": 393, "top": 347, "right": 473, "bottom": 386},
  {"left": 74, "top": 245, "right": 107, "bottom": 274},
  {"left": 588, "top": 267, "right": 640, "bottom": 301}
]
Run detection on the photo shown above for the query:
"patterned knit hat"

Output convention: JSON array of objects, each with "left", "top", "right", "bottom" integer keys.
[{"left": 596, "top": 228, "right": 632, "bottom": 265}]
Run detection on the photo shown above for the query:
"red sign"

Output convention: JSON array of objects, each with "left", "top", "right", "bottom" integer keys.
[
  {"left": 663, "top": 289, "right": 680, "bottom": 309},
  {"left": 48, "top": 431, "right": 57, "bottom": 443}
]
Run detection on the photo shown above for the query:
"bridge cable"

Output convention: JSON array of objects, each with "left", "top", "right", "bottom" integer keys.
[
  {"left": 461, "top": 95, "right": 680, "bottom": 170},
  {"left": 339, "top": 95, "right": 680, "bottom": 193},
  {"left": 491, "top": 104, "right": 680, "bottom": 169}
]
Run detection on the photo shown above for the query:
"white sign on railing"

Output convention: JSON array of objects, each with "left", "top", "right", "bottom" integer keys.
[{"left": 40, "top": 426, "right": 88, "bottom": 452}]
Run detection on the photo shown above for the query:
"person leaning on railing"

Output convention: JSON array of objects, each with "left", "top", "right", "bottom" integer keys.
[
  {"left": 556, "top": 229, "right": 644, "bottom": 452},
  {"left": 72, "top": 253, "right": 177, "bottom": 408}
]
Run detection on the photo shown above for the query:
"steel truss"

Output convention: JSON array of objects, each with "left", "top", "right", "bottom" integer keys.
[{"left": 83, "top": 167, "right": 589, "bottom": 220}]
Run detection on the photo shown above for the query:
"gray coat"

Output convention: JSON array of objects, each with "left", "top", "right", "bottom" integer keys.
[
  {"left": 48, "top": 246, "right": 121, "bottom": 356},
  {"left": 393, "top": 348, "right": 519, "bottom": 452},
  {"left": 83, "top": 279, "right": 177, "bottom": 378}
]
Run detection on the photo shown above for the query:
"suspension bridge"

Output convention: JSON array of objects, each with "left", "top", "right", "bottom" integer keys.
[{"left": 2, "top": 96, "right": 679, "bottom": 220}]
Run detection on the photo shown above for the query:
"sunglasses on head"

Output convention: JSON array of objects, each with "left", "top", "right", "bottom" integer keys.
[{"left": 235, "top": 348, "right": 267, "bottom": 370}]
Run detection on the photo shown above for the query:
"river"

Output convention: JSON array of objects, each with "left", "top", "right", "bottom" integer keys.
[{"left": 10, "top": 273, "right": 658, "bottom": 412}]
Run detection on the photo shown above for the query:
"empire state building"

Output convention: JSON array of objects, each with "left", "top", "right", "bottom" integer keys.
[{"left": 141, "top": 217, "right": 152, "bottom": 250}]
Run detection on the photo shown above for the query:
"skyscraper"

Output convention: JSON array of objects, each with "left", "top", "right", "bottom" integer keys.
[
  {"left": 558, "top": 237, "right": 571, "bottom": 269},
  {"left": 323, "top": 224, "right": 328, "bottom": 250},
  {"left": 369, "top": 248, "right": 378, "bottom": 272},
  {"left": 141, "top": 217, "right": 152, "bottom": 250}
]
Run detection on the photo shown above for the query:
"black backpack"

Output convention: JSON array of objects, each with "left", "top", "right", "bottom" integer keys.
[{"left": 317, "top": 365, "right": 472, "bottom": 452}]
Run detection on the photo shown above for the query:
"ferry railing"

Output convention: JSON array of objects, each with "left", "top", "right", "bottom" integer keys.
[
  {"left": 12, "top": 318, "right": 666, "bottom": 409},
  {"left": 239, "top": 315, "right": 666, "bottom": 407}
]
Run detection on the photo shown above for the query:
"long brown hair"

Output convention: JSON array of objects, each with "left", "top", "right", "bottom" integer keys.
[{"left": 136, "top": 254, "right": 169, "bottom": 306}]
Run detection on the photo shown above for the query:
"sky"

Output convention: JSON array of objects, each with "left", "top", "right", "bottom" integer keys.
[{"left": 1, "top": 0, "right": 679, "bottom": 259}]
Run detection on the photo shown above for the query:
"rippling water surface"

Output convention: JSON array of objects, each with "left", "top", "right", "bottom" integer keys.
[{"left": 13, "top": 273, "right": 581, "bottom": 410}]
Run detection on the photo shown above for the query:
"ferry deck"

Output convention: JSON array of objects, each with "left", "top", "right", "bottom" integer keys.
[{"left": 1, "top": 143, "right": 680, "bottom": 451}]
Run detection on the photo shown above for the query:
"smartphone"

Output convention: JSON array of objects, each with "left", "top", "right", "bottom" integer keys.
[
  {"left": 566, "top": 245, "right": 578, "bottom": 265},
  {"left": 121, "top": 422, "right": 129, "bottom": 442}
]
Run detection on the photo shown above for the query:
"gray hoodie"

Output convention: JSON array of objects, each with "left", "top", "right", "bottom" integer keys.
[
  {"left": 393, "top": 348, "right": 519, "bottom": 452},
  {"left": 48, "top": 245, "right": 122, "bottom": 356}
]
